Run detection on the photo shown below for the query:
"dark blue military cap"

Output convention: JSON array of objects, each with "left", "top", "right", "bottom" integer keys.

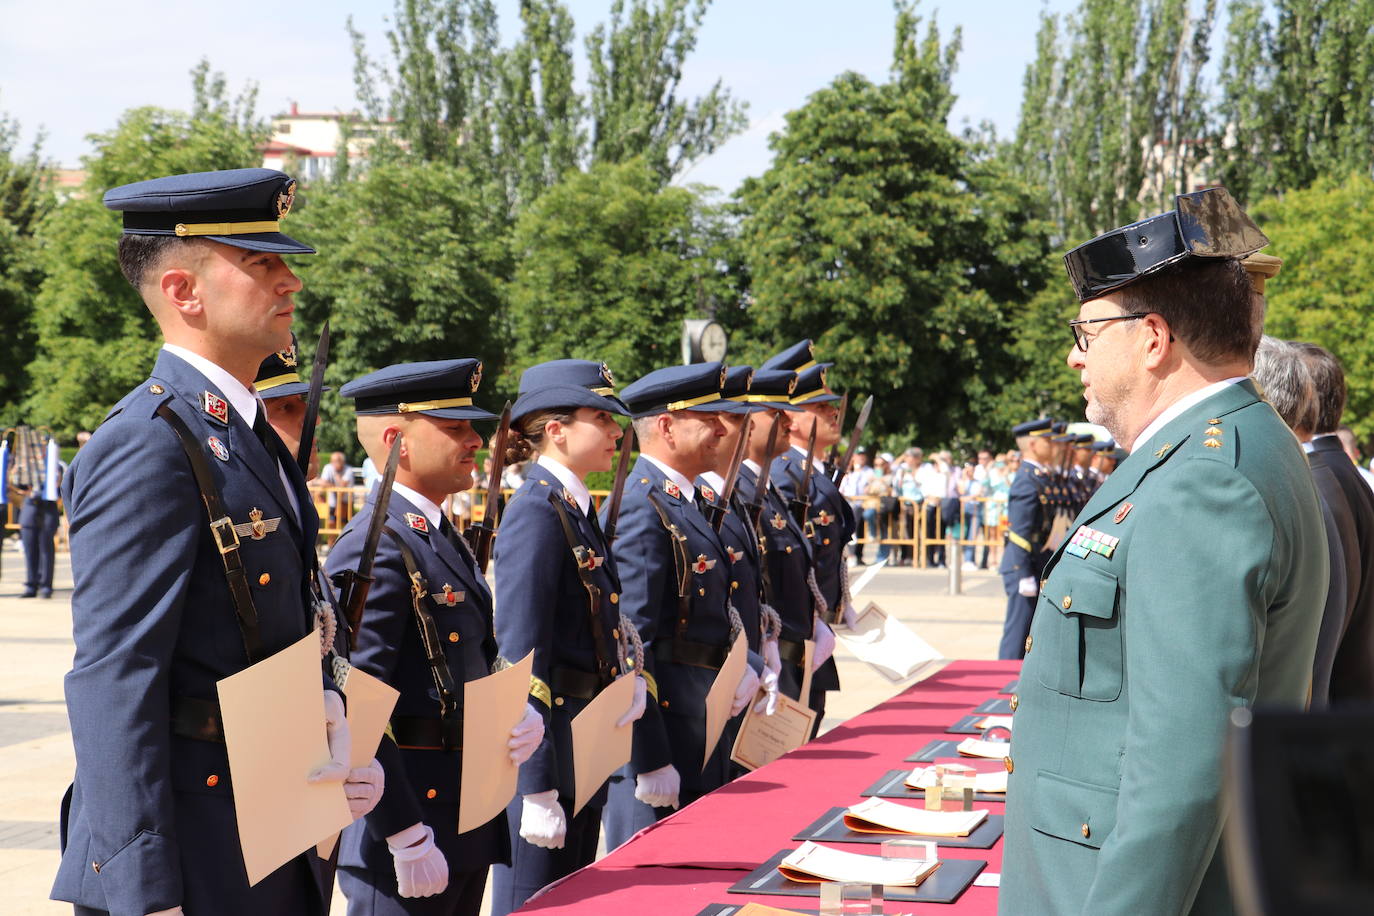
[
  {"left": 790, "top": 362, "right": 841, "bottom": 405},
  {"left": 739, "top": 368, "right": 803, "bottom": 412},
  {"left": 1091, "top": 440, "right": 1117, "bottom": 453},
  {"left": 1052, "top": 430, "right": 1078, "bottom": 444},
  {"left": 1012, "top": 419, "right": 1055, "bottom": 438},
  {"left": 103, "top": 168, "right": 314, "bottom": 255},
  {"left": 620, "top": 362, "right": 727, "bottom": 419},
  {"left": 1063, "top": 187, "right": 1268, "bottom": 302},
  {"left": 717, "top": 366, "right": 759, "bottom": 415},
  {"left": 510, "top": 359, "right": 630, "bottom": 423},
  {"left": 760, "top": 339, "right": 819, "bottom": 372},
  {"left": 340, "top": 358, "right": 497, "bottom": 421},
  {"left": 1073, "top": 434, "right": 1096, "bottom": 447},
  {"left": 255, "top": 332, "right": 329, "bottom": 399}
]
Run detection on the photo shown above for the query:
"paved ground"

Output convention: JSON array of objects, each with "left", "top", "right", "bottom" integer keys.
[{"left": 0, "top": 538, "right": 1005, "bottom": 913}]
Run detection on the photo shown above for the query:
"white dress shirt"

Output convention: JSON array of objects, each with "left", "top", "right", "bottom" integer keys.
[
  {"left": 640, "top": 454, "right": 696, "bottom": 503},
  {"left": 391, "top": 481, "right": 444, "bottom": 529},
  {"left": 537, "top": 454, "right": 592, "bottom": 515},
  {"left": 1131, "top": 377, "right": 1247, "bottom": 453}
]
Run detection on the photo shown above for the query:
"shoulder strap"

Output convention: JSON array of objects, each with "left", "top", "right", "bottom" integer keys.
[
  {"left": 156, "top": 403, "right": 264, "bottom": 664},
  {"left": 645, "top": 487, "right": 694, "bottom": 642},
  {"left": 547, "top": 493, "right": 615, "bottom": 684},
  {"left": 383, "top": 526, "right": 462, "bottom": 750}
]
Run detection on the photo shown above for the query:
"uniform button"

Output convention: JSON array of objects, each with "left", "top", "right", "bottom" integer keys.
[
  {"left": 448, "top": 631, "right": 460, "bottom": 643},
  {"left": 610, "top": 666, "right": 618, "bottom": 676},
  {"left": 698, "top": 588, "right": 705, "bottom": 596},
  {"left": 258, "top": 573, "right": 271, "bottom": 586},
  {"left": 660, "top": 700, "right": 669, "bottom": 709},
  {"left": 610, "top": 593, "right": 620, "bottom": 604},
  {"left": 612, "top": 628, "right": 621, "bottom": 640},
  {"left": 785, "top": 546, "right": 793, "bottom": 554},
  {"left": 1081, "top": 823, "right": 1091, "bottom": 839},
  {"left": 92, "top": 861, "right": 100, "bottom": 873},
  {"left": 731, "top": 580, "right": 739, "bottom": 591},
  {"left": 554, "top": 697, "right": 565, "bottom": 706},
  {"left": 1061, "top": 595, "right": 1072, "bottom": 610},
  {"left": 1004, "top": 756, "right": 1014, "bottom": 773},
  {"left": 1010, "top": 694, "right": 1019, "bottom": 711},
  {"left": 149, "top": 384, "right": 164, "bottom": 395},
  {"left": 823, "top": 538, "right": 831, "bottom": 545},
  {"left": 1041, "top": 578, "right": 1048, "bottom": 590},
  {"left": 206, "top": 774, "right": 219, "bottom": 788},
  {"left": 1024, "top": 635, "right": 1033, "bottom": 653},
  {"left": 426, "top": 789, "right": 437, "bottom": 799}
]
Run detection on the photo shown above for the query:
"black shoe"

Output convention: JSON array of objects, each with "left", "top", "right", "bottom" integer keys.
[
  {"left": 19, "top": 590, "right": 36, "bottom": 598},
  {"left": 38, "top": 589, "right": 52, "bottom": 599}
]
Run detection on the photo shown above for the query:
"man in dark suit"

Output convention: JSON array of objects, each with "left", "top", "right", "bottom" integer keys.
[
  {"left": 53, "top": 169, "right": 380, "bottom": 916},
  {"left": 600, "top": 362, "right": 762, "bottom": 850},
  {"left": 1293, "top": 341, "right": 1374, "bottom": 704},
  {"left": 328, "top": 358, "right": 545, "bottom": 916}
]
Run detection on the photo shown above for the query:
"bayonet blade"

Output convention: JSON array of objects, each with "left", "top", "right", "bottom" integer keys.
[
  {"left": 747, "top": 412, "right": 782, "bottom": 527},
  {"left": 343, "top": 431, "right": 403, "bottom": 648},
  {"left": 296, "top": 321, "right": 330, "bottom": 477},
  {"left": 712, "top": 418, "right": 752, "bottom": 531},
  {"left": 468, "top": 401, "right": 513, "bottom": 573},
  {"left": 602, "top": 423, "right": 637, "bottom": 544},
  {"left": 831, "top": 395, "right": 874, "bottom": 483},
  {"left": 825, "top": 392, "right": 849, "bottom": 477}
]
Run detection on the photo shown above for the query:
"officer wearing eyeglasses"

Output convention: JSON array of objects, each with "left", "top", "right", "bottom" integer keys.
[{"left": 1000, "top": 189, "right": 1328, "bottom": 915}]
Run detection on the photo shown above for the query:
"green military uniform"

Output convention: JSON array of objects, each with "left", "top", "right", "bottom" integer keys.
[{"left": 1001, "top": 380, "right": 1327, "bottom": 914}]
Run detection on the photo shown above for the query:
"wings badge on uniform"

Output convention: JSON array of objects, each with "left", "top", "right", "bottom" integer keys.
[{"left": 233, "top": 507, "right": 281, "bottom": 541}]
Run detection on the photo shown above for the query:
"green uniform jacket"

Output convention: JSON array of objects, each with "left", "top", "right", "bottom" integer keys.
[{"left": 1001, "top": 380, "right": 1327, "bottom": 915}]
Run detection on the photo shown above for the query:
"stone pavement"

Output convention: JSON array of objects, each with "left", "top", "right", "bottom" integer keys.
[{"left": 0, "top": 539, "right": 1004, "bottom": 914}]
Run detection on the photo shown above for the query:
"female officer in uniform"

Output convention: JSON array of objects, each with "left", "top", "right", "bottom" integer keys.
[{"left": 490, "top": 359, "right": 648, "bottom": 916}]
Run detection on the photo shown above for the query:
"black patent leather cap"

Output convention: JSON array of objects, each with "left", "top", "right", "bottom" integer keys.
[{"left": 1063, "top": 187, "right": 1269, "bottom": 301}]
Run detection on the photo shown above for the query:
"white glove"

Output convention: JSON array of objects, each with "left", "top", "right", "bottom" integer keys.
[
  {"left": 811, "top": 618, "right": 836, "bottom": 670},
  {"left": 753, "top": 668, "right": 780, "bottom": 716},
  {"left": 308, "top": 690, "right": 350, "bottom": 784},
  {"left": 616, "top": 674, "right": 647, "bottom": 729},
  {"left": 1018, "top": 575, "right": 1038, "bottom": 598},
  {"left": 841, "top": 599, "right": 859, "bottom": 629},
  {"left": 343, "top": 758, "right": 384, "bottom": 820},
  {"left": 518, "top": 789, "right": 567, "bottom": 850},
  {"left": 147, "top": 909, "right": 184, "bottom": 915},
  {"left": 508, "top": 703, "right": 545, "bottom": 765},
  {"left": 731, "top": 664, "right": 761, "bottom": 717},
  {"left": 762, "top": 638, "right": 782, "bottom": 681},
  {"left": 634, "top": 764, "right": 681, "bottom": 809},
  {"left": 387, "top": 822, "right": 449, "bottom": 898}
]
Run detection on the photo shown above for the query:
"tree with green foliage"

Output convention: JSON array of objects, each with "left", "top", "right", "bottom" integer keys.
[
  {"left": 1216, "top": 0, "right": 1374, "bottom": 205},
  {"left": 26, "top": 62, "right": 269, "bottom": 435},
  {"left": 737, "top": 2, "right": 1055, "bottom": 450},
  {"left": 0, "top": 97, "right": 53, "bottom": 425},
  {"left": 289, "top": 159, "right": 512, "bottom": 453},
  {"left": 1252, "top": 172, "right": 1374, "bottom": 442},
  {"left": 1012, "top": 0, "right": 1217, "bottom": 243},
  {"left": 507, "top": 156, "right": 734, "bottom": 385}
]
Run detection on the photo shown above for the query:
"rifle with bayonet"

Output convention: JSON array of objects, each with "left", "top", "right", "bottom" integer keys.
[
  {"left": 706, "top": 419, "right": 752, "bottom": 531},
  {"left": 296, "top": 322, "right": 329, "bottom": 477},
  {"left": 788, "top": 423, "right": 819, "bottom": 529},
  {"left": 464, "top": 401, "right": 512, "bottom": 574},
  {"left": 335, "top": 432, "right": 403, "bottom": 651},
  {"left": 602, "top": 423, "right": 637, "bottom": 545},
  {"left": 830, "top": 394, "right": 874, "bottom": 484}
]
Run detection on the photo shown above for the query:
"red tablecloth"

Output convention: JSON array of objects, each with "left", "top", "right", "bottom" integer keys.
[{"left": 518, "top": 659, "right": 1022, "bottom": 915}]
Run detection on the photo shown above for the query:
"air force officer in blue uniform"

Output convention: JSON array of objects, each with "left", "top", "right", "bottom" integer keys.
[
  {"left": 997, "top": 419, "right": 1058, "bottom": 659},
  {"left": 54, "top": 169, "right": 378, "bottom": 916},
  {"left": 600, "top": 363, "right": 763, "bottom": 850},
  {"left": 328, "top": 359, "right": 545, "bottom": 916},
  {"left": 489, "top": 359, "right": 647, "bottom": 915}
]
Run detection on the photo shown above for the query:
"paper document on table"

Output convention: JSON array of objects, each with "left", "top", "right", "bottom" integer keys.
[
  {"left": 735, "top": 905, "right": 804, "bottom": 916},
  {"left": 730, "top": 690, "right": 816, "bottom": 771},
  {"left": 843, "top": 797, "right": 988, "bottom": 837},
  {"left": 777, "top": 840, "right": 941, "bottom": 886},
  {"left": 835, "top": 602, "right": 945, "bottom": 683},
  {"left": 957, "top": 737, "right": 1011, "bottom": 759},
  {"left": 570, "top": 672, "right": 637, "bottom": 817},
  {"left": 702, "top": 632, "right": 749, "bottom": 771},
  {"left": 459, "top": 650, "right": 534, "bottom": 832},
  {"left": 977, "top": 715, "right": 1014, "bottom": 731},
  {"left": 318, "top": 663, "right": 401, "bottom": 858},
  {"left": 219, "top": 631, "right": 352, "bottom": 885},
  {"left": 906, "top": 765, "right": 1008, "bottom": 795}
]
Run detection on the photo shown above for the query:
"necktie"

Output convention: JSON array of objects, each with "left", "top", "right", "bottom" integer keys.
[
  {"left": 587, "top": 503, "right": 607, "bottom": 548},
  {"left": 439, "top": 516, "right": 475, "bottom": 565},
  {"left": 252, "top": 408, "right": 277, "bottom": 454}
]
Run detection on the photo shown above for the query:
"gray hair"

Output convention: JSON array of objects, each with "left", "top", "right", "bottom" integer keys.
[{"left": 1252, "top": 336, "right": 1316, "bottom": 432}]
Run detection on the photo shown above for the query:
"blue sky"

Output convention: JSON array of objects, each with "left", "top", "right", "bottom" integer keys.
[{"left": 0, "top": 0, "right": 1077, "bottom": 193}]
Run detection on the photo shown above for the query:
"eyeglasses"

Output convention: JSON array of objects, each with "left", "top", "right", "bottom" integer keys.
[{"left": 1068, "top": 313, "right": 1154, "bottom": 352}]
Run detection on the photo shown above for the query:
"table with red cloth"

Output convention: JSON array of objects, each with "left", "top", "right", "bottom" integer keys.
[{"left": 517, "top": 659, "right": 1022, "bottom": 915}]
